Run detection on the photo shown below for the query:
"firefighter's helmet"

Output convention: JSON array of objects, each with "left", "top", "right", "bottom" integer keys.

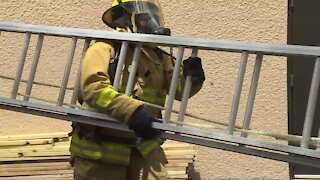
[{"left": 102, "top": 0, "right": 167, "bottom": 34}]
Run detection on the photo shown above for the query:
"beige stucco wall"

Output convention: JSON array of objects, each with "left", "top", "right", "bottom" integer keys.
[{"left": 0, "top": 0, "right": 288, "bottom": 179}]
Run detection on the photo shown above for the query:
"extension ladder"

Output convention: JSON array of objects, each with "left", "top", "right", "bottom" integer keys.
[{"left": 0, "top": 22, "right": 319, "bottom": 168}]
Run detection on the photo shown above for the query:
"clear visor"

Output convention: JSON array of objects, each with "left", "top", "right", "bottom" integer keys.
[{"left": 119, "top": 0, "right": 165, "bottom": 34}]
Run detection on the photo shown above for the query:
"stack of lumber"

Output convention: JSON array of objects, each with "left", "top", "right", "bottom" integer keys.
[{"left": 0, "top": 133, "right": 196, "bottom": 180}]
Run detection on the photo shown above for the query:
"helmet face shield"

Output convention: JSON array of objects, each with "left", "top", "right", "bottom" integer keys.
[
  {"left": 119, "top": 0, "right": 165, "bottom": 34},
  {"left": 133, "top": 12, "right": 163, "bottom": 34}
]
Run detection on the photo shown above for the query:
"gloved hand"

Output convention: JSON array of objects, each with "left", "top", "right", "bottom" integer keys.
[
  {"left": 128, "top": 107, "right": 159, "bottom": 139},
  {"left": 183, "top": 57, "right": 205, "bottom": 86}
]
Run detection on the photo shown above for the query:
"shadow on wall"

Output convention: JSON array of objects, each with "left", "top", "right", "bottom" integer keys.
[{"left": 188, "top": 164, "right": 201, "bottom": 180}]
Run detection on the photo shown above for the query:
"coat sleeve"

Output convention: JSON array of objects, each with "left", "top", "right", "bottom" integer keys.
[
  {"left": 162, "top": 52, "right": 202, "bottom": 100},
  {"left": 80, "top": 42, "right": 143, "bottom": 124}
]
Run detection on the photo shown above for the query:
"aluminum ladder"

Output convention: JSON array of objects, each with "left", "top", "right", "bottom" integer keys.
[{"left": 0, "top": 22, "right": 319, "bottom": 168}]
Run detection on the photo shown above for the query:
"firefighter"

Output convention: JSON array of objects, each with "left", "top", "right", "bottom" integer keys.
[{"left": 69, "top": 0, "right": 205, "bottom": 179}]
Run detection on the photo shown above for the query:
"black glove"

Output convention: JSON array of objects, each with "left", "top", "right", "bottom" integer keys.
[
  {"left": 128, "top": 107, "right": 159, "bottom": 139},
  {"left": 183, "top": 57, "right": 205, "bottom": 86}
]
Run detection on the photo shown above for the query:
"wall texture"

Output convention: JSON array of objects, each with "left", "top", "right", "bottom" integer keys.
[{"left": 0, "top": 0, "right": 288, "bottom": 179}]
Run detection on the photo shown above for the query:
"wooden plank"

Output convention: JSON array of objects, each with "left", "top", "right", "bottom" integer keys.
[
  {"left": 0, "top": 139, "right": 54, "bottom": 147},
  {"left": 162, "top": 146, "right": 194, "bottom": 151},
  {"left": 166, "top": 154, "right": 195, "bottom": 160},
  {"left": 167, "top": 174, "right": 188, "bottom": 179},
  {"left": 166, "top": 162, "right": 189, "bottom": 167},
  {"left": 1, "top": 170, "right": 185, "bottom": 178},
  {"left": 0, "top": 144, "right": 69, "bottom": 152},
  {"left": 0, "top": 141, "right": 70, "bottom": 151},
  {"left": 167, "top": 159, "right": 193, "bottom": 164},
  {"left": 166, "top": 167, "right": 187, "bottom": 171},
  {"left": 162, "top": 143, "right": 194, "bottom": 149},
  {"left": 0, "top": 154, "right": 194, "bottom": 164},
  {"left": 0, "top": 162, "right": 69, "bottom": 168},
  {"left": 0, "top": 146, "right": 192, "bottom": 153},
  {"left": 0, "top": 151, "right": 70, "bottom": 158},
  {"left": 168, "top": 170, "right": 187, "bottom": 175},
  {"left": 0, "top": 150, "right": 192, "bottom": 159},
  {"left": 0, "top": 133, "right": 69, "bottom": 141},
  {"left": 0, "top": 164, "right": 72, "bottom": 173},
  {"left": 0, "top": 148, "right": 193, "bottom": 158},
  {"left": 0, "top": 169, "right": 73, "bottom": 177},
  {"left": 0, "top": 174, "right": 73, "bottom": 180},
  {"left": 162, "top": 143, "right": 193, "bottom": 147},
  {"left": 0, "top": 146, "right": 69, "bottom": 154},
  {"left": 0, "top": 156, "right": 69, "bottom": 162},
  {"left": 164, "top": 150, "right": 196, "bottom": 156}
]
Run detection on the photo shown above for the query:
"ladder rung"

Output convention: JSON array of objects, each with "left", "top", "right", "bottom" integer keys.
[
  {"left": 125, "top": 43, "right": 142, "bottom": 96},
  {"left": 177, "top": 48, "right": 199, "bottom": 126},
  {"left": 70, "top": 39, "right": 91, "bottom": 106},
  {"left": 57, "top": 37, "right": 78, "bottom": 106},
  {"left": 23, "top": 34, "right": 44, "bottom": 101},
  {"left": 301, "top": 57, "right": 320, "bottom": 148},
  {"left": 241, "top": 53, "right": 264, "bottom": 137},
  {"left": 114, "top": 41, "right": 129, "bottom": 91},
  {"left": 164, "top": 46, "right": 185, "bottom": 124},
  {"left": 11, "top": 32, "right": 31, "bottom": 99},
  {"left": 228, "top": 51, "right": 249, "bottom": 135}
]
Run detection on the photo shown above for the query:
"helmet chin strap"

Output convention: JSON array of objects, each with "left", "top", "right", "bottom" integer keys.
[
  {"left": 115, "top": 27, "right": 133, "bottom": 33},
  {"left": 131, "top": 14, "right": 139, "bottom": 33}
]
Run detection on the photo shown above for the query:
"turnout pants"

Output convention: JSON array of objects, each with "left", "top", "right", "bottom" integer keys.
[{"left": 73, "top": 146, "right": 168, "bottom": 180}]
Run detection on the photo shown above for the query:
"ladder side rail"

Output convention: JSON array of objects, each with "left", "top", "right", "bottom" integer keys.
[
  {"left": 1, "top": 95, "right": 320, "bottom": 161},
  {"left": 56, "top": 37, "right": 78, "bottom": 106},
  {"left": 164, "top": 133, "right": 320, "bottom": 169},
  {"left": 1, "top": 95, "right": 320, "bottom": 159},
  {"left": 0, "top": 98, "right": 128, "bottom": 133},
  {"left": 113, "top": 41, "right": 129, "bottom": 91},
  {"left": 2, "top": 22, "right": 320, "bottom": 57},
  {"left": 0, "top": 97, "right": 119, "bottom": 124},
  {"left": 228, "top": 51, "right": 249, "bottom": 134},
  {"left": 11, "top": 32, "right": 31, "bottom": 99},
  {"left": 241, "top": 53, "right": 264, "bottom": 137},
  {"left": 23, "top": 34, "right": 44, "bottom": 101},
  {"left": 301, "top": 57, "right": 320, "bottom": 148},
  {"left": 153, "top": 123, "right": 320, "bottom": 159},
  {"left": 1, "top": 97, "right": 320, "bottom": 168},
  {"left": 164, "top": 46, "right": 185, "bottom": 124},
  {"left": 125, "top": 44, "right": 142, "bottom": 96},
  {"left": 70, "top": 39, "right": 91, "bottom": 106},
  {"left": 318, "top": 126, "right": 320, "bottom": 150},
  {"left": 177, "top": 48, "right": 199, "bottom": 126}
]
